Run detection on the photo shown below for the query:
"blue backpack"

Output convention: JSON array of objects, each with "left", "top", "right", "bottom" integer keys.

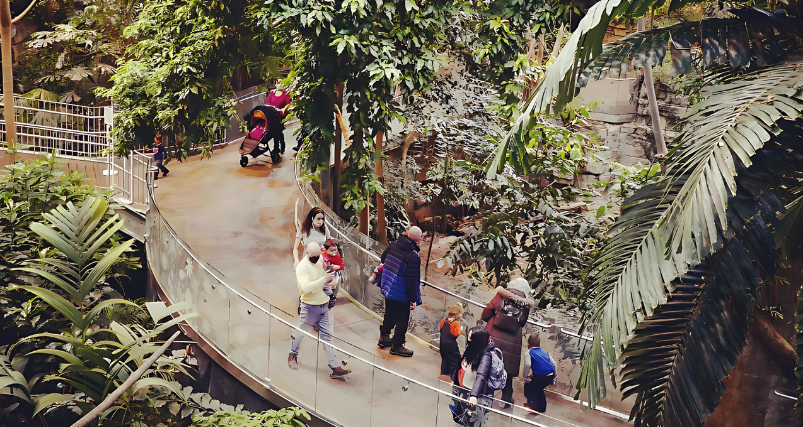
[{"left": 486, "top": 348, "right": 507, "bottom": 391}]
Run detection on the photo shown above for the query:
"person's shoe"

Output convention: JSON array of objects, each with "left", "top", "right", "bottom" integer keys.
[
  {"left": 377, "top": 335, "right": 392, "bottom": 349},
  {"left": 288, "top": 353, "right": 299, "bottom": 370},
  {"left": 330, "top": 366, "right": 351, "bottom": 379},
  {"left": 390, "top": 344, "right": 413, "bottom": 357},
  {"left": 523, "top": 404, "right": 534, "bottom": 412},
  {"left": 500, "top": 401, "right": 512, "bottom": 409},
  {"left": 162, "top": 171, "right": 169, "bottom": 178}
]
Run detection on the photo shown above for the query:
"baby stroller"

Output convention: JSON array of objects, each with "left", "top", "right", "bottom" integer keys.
[{"left": 240, "top": 105, "right": 283, "bottom": 167}]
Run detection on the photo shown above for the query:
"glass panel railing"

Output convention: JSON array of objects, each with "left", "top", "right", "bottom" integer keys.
[
  {"left": 147, "top": 173, "right": 620, "bottom": 426},
  {"left": 293, "top": 166, "right": 632, "bottom": 415},
  {"left": 267, "top": 306, "right": 319, "bottom": 410}
]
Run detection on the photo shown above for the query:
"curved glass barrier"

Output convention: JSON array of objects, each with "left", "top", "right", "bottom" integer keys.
[
  {"left": 295, "top": 165, "right": 634, "bottom": 415},
  {"left": 146, "top": 181, "right": 564, "bottom": 426}
]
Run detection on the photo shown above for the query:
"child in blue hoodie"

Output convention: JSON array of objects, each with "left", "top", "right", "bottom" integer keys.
[{"left": 522, "top": 334, "right": 556, "bottom": 413}]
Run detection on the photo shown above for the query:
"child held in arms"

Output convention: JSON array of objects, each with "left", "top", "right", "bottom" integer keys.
[{"left": 321, "top": 239, "right": 344, "bottom": 308}]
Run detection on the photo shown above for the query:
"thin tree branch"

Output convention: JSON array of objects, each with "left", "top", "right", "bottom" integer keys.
[{"left": 70, "top": 331, "right": 181, "bottom": 427}]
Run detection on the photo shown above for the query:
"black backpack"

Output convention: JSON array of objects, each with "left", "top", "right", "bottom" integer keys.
[{"left": 494, "top": 298, "right": 524, "bottom": 333}]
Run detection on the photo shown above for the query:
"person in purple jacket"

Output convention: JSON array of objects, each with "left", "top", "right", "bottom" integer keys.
[{"left": 377, "top": 226, "right": 423, "bottom": 357}]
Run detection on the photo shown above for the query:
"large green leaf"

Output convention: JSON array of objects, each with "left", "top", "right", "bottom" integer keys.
[
  {"left": 17, "top": 286, "right": 84, "bottom": 327},
  {"left": 22, "top": 195, "right": 131, "bottom": 301},
  {"left": 578, "top": 62, "right": 803, "bottom": 418},
  {"left": 618, "top": 146, "right": 791, "bottom": 426},
  {"left": 32, "top": 393, "right": 75, "bottom": 417}
]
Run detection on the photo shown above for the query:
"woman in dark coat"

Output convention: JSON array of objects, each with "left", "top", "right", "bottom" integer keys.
[
  {"left": 480, "top": 278, "right": 534, "bottom": 407},
  {"left": 451, "top": 326, "right": 494, "bottom": 427}
]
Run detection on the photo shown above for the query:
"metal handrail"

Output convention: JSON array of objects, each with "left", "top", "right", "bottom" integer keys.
[
  {"left": 293, "top": 168, "right": 594, "bottom": 343},
  {"left": 146, "top": 182, "right": 560, "bottom": 427}
]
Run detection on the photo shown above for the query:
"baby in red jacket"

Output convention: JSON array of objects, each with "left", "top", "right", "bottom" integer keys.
[{"left": 321, "top": 239, "right": 344, "bottom": 304}]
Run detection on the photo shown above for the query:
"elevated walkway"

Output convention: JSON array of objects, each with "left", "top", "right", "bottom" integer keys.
[{"left": 149, "top": 131, "right": 632, "bottom": 426}]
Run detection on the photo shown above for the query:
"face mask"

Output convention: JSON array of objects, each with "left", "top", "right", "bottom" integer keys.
[{"left": 308, "top": 256, "right": 320, "bottom": 264}]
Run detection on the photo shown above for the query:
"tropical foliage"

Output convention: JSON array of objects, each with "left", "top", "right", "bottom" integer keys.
[
  {"left": 99, "top": 0, "right": 275, "bottom": 157},
  {"left": 526, "top": 9, "right": 803, "bottom": 427}
]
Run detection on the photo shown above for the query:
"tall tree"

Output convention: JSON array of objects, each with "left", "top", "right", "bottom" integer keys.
[
  {"left": 259, "top": 0, "right": 452, "bottom": 234},
  {"left": 99, "top": 0, "right": 274, "bottom": 157}
]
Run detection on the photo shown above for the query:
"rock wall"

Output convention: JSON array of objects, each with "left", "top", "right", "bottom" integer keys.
[{"left": 576, "top": 77, "right": 690, "bottom": 190}]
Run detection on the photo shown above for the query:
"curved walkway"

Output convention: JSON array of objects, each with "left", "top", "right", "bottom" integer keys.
[{"left": 153, "top": 133, "right": 629, "bottom": 427}]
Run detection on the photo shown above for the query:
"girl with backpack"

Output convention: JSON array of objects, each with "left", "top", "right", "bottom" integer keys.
[
  {"left": 480, "top": 278, "right": 535, "bottom": 407},
  {"left": 451, "top": 326, "right": 506, "bottom": 427}
]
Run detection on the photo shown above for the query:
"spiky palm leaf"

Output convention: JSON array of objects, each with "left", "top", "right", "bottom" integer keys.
[
  {"left": 578, "top": 8, "right": 803, "bottom": 86},
  {"left": 13, "top": 195, "right": 134, "bottom": 302},
  {"left": 578, "top": 62, "right": 803, "bottom": 423},
  {"left": 487, "top": 7, "right": 803, "bottom": 178},
  {"left": 617, "top": 128, "right": 803, "bottom": 426}
]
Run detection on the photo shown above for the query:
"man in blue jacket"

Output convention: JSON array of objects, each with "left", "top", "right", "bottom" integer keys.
[{"left": 377, "top": 226, "right": 423, "bottom": 357}]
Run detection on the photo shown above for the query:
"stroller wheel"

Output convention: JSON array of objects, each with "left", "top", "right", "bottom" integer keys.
[
  {"left": 271, "top": 151, "right": 282, "bottom": 164},
  {"left": 239, "top": 156, "right": 249, "bottom": 167}
]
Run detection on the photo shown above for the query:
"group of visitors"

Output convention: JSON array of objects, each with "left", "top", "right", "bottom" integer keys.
[
  {"left": 289, "top": 206, "right": 558, "bottom": 423},
  {"left": 441, "top": 279, "right": 556, "bottom": 426}
]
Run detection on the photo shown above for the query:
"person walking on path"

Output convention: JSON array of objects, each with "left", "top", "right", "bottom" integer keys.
[
  {"left": 265, "top": 80, "right": 291, "bottom": 153},
  {"left": 152, "top": 133, "right": 169, "bottom": 179},
  {"left": 523, "top": 334, "right": 556, "bottom": 413},
  {"left": 451, "top": 326, "right": 495, "bottom": 427},
  {"left": 377, "top": 226, "right": 423, "bottom": 357},
  {"left": 288, "top": 242, "right": 351, "bottom": 379},
  {"left": 481, "top": 277, "right": 534, "bottom": 408},
  {"left": 293, "top": 207, "right": 331, "bottom": 271}
]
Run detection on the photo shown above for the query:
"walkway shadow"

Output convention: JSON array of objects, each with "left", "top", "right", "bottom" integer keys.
[{"left": 236, "top": 160, "right": 278, "bottom": 178}]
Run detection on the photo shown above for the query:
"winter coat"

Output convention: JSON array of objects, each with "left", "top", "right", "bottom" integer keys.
[
  {"left": 453, "top": 342, "right": 496, "bottom": 398},
  {"left": 481, "top": 290, "right": 530, "bottom": 377},
  {"left": 379, "top": 235, "right": 422, "bottom": 304}
]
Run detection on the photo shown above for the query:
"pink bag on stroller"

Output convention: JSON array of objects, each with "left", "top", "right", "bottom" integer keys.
[{"left": 248, "top": 125, "right": 265, "bottom": 140}]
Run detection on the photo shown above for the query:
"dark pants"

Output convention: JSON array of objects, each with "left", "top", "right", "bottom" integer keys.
[
  {"left": 501, "top": 373, "right": 514, "bottom": 404},
  {"left": 155, "top": 159, "right": 169, "bottom": 176},
  {"left": 524, "top": 373, "right": 554, "bottom": 412},
  {"left": 380, "top": 298, "right": 410, "bottom": 345}
]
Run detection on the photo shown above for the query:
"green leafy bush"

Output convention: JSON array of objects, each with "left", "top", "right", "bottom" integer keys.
[{"left": 192, "top": 407, "right": 310, "bottom": 427}]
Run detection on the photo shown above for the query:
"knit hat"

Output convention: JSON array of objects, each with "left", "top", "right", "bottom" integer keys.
[{"left": 508, "top": 278, "right": 530, "bottom": 295}]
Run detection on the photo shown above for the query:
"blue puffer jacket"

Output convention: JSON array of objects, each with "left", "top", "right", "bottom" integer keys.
[{"left": 380, "top": 235, "right": 422, "bottom": 305}]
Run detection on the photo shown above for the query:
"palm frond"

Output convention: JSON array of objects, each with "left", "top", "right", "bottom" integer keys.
[
  {"left": 578, "top": 8, "right": 802, "bottom": 87},
  {"left": 578, "top": 62, "right": 803, "bottom": 413},
  {"left": 619, "top": 140, "right": 799, "bottom": 426}
]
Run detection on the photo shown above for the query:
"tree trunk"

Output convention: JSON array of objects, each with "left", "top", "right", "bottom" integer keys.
[
  {"left": 353, "top": 124, "right": 369, "bottom": 236},
  {"left": 400, "top": 131, "right": 419, "bottom": 183},
  {"left": 537, "top": 34, "right": 545, "bottom": 65},
  {"left": 550, "top": 25, "right": 564, "bottom": 60},
  {"left": 1, "top": 0, "right": 16, "bottom": 149},
  {"left": 637, "top": 17, "right": 667, "bottom": 156},
  {"left": 705, "top": 262, "right": 801, "bottom": 427},
  {"left": 375, "top": 130, "right": 387, "bottom": 245},
  {"left": 332, "top": 82, "right": 344, "bottom": 215}
]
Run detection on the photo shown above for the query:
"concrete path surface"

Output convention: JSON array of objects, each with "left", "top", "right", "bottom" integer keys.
[{"left": 152, "top": 132, "right": 630, "bottom": 427}]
